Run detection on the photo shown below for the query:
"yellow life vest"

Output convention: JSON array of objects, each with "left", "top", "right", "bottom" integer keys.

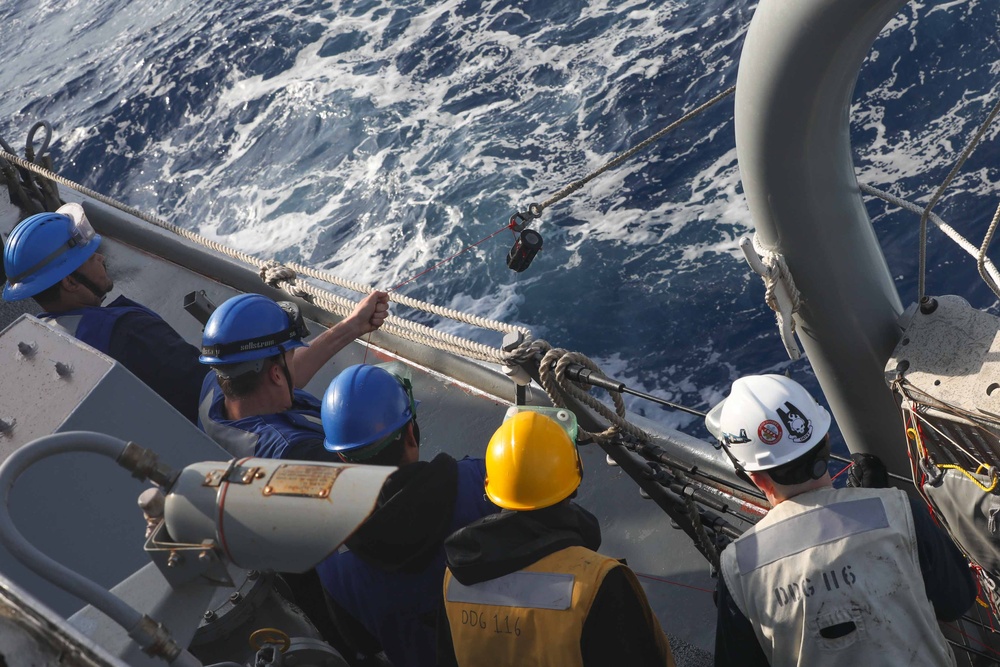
[{"left": 443, "top": 545, "right": 675, "bottom": 667}]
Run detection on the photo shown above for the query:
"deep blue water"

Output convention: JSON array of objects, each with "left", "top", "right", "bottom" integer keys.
[{"left": 1, "top": 0, "right": 998, "bottom": 458}]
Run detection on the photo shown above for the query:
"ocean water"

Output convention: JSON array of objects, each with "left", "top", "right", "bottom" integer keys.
[{"left": 0, "top": 0, "right": 998, "bottom": 456}]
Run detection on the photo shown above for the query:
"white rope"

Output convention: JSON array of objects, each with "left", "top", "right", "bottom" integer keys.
[
  {"left": 916, "top": 94, "right": 1000, "bottom": 300},
  {"left": 861, "top": 183, "right": 1000, "bottom": 290},
  {"left": 740, "top": 236, "right": 802, "bottom": 361},
  {"left": 976, "top": 202, "right": 1000, "bottom": 300},
  {"left": 0, "top": 149, "right": 531, "bottom": 364}
]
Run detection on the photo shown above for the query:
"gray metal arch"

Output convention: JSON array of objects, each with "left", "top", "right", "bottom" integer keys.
[{"left": 735, "top": 0, "right": 910, "bottom": 473}]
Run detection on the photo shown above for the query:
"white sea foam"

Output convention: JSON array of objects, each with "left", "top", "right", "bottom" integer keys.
[{"left": 1, "top": 0, "right": 998, "bottom": 432}]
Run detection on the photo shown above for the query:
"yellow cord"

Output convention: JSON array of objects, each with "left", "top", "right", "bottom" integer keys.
[{"left": 938, "top": 464, "right": 999, "bottom": 493}]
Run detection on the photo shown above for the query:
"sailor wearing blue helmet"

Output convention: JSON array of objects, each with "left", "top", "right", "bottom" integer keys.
[
  {"left": 316, "top": 364, "right": 498, "bottom": 667},
  {"left": 2, "top": 203, "right": 208, "bottom": 422},
  {"left": 197, "top": 292, "right": 388, "bottom": 461}
]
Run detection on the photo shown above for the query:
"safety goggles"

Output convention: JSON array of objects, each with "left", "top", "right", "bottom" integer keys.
[
  {"left": 501, "top": 405, "right": 579, "bottom": 444},
  {"left": 67, "top": 209, "right": 97, "bottom": 247},
  {"left": 277, "top": 301, "right": 310, "bottom": 340}
]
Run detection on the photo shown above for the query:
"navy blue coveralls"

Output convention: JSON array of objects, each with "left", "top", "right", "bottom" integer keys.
[{"left": 42, "top": 295, "right": 207, "bottom": 423}]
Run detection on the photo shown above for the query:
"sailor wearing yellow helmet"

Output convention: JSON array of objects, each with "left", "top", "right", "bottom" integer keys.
[{"left": 437, "top": 406, "right": 676, "bottom": 667}]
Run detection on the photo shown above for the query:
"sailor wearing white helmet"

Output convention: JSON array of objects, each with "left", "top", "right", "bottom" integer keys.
[{"left": 712, "top": 374, "right": 974, "bottom": 667}]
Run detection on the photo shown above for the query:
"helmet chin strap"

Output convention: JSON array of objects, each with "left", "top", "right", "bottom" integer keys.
[
  {"left": 70, "top": 271, "right": 108, "bottom": 304},
  {"left": 277, "top": 353, "right": 295, "bottom": 407},
  {"left": 718, "top": 439, "right": 755, "bottom": 486}
]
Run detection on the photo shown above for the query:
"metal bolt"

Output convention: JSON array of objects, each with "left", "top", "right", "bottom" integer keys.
[
  {"left": 229, "top": 592, "right": 242, "bottom": 604},
  {"left": 198, "top": 550, "right": 213, "bottom": 563},
  {"left": 919, "top": 296, "right": 938, "bottom": 315},
  {"left": 247, "top": 570, "right": 260, "bottom": 581},
  {"left": 263, "top": 485, "right": 273, "bottom": 496},
  {"left": 54, "top": 361, "right": 72, "bottom": 378},
  {"left": 166, "top": 551, "right": 182, "bottom": 568},
  {"left": 255, "top": 470, "right": 266, "bottom": 479},
  {"left": 203, "top": 610, "right": 216, "bottom": 621},
  {"left": 318, "top": 488, "right": 329, "bottom": 498},
  {"left": 17, "top": 341, "right": 36, "bottom": 358}
]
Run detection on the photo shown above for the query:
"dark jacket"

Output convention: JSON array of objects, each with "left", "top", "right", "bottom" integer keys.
[
  {"left": 43, "top": 295, "right": 207, "bottom": 423},
  {"left": 439, "top": 502, "right": 670, "bottom": 667},
  {"left": 198, "top": 373, "right": 343, "bottom": 461},
  {"left": 316, "top": 453, "right": 497, "bottom": 667}
]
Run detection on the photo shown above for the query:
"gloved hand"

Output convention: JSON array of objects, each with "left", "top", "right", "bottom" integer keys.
[{"left": 846, "top": 453, "right": 888, "bottom": 488}]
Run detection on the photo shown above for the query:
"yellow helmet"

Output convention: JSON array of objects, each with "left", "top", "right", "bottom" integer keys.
[{"left": 485, "top": 410, "right": 583, "bottom": 511}]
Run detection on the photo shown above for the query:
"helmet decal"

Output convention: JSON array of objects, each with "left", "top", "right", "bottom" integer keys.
[
  {"left": 757, "top": 420, "right": 782, "bottom": 445},
  {"left": 723, "top": 428, "right": 751, "bottom": 445},
  {"left": 777, "top": 401, "right": 813, "bottom": 443}
]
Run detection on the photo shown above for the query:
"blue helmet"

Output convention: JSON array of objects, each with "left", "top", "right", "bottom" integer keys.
[
  {"left": 322, "top": 364, "right": 417, "bottom": 457},
  {"left": 3, "top": 203, "right": 102, "bottom": 301},
  {"left": 199, "top": 294, "right": 309, "bottom": 367}
]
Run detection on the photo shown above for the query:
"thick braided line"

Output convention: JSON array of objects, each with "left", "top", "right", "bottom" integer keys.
[
  {"left": 295, "top": 282, "right": 507, "bottom": 363},
  {"left": 0, "top": 150, "right": 529, "bottom": 344},
  {"left": 297, "top": 284, "right": 507, "bottom": 363},
  {"left": 272, "top": 260, "right": 529, "bottom": 336},
  {"left": 503, "top": 337, "right": 550, "bottom": 366},
  {"left": 380, "top": 322, "right": 494, "bottom": 360},
  {"left": 268, "top": 277, "right": 503, "bottom": 361},
  {"left": 0, "top": 150, "right": 266, "bottom": 268},
  {"left": 261, "top": 264, "right": 312, "bottom": 300},
  {"left": 303, "top": 288, "right": 500, "bottom": 361},
  {"left": 537, "top": 347, "right": 650, "bottom": 445}
]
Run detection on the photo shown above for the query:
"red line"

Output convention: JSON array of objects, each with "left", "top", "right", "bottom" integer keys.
[
  {"left": 635, "top": 572, "right": 715, "bottom": 595},
  {"left": 361, "top": 220, "right": 514, "bottom": 364},
  {"left": 830, "top": 461, "right": 854, "bottom": 482},
  {"left": 945, "top": 622, "right": 1000, "bottom": 657},
  {"left": 389, "top": 221, "right": 515, "bottom": 293}
]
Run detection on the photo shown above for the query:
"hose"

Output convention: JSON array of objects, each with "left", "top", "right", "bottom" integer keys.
[{"left": 0, "top": 431, "right": 193, "bottom": 664}]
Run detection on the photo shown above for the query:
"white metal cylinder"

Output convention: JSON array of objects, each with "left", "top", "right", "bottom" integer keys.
[{"left": 165, "top": 459, "right": 394, "bottom": 572}]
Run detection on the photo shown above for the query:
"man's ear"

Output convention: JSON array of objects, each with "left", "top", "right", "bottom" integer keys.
[
  {"left": 59, "top": 274, "right": 79, "bottom": 292},
  {"left": 268, "top": 361, "right": 285, "bottom": 386},
  {"left": 404, "top": 421, "right": 420, "bottom": 451},
  {"left": 747, "top": 470, "right": 772, "bottom": 495}
]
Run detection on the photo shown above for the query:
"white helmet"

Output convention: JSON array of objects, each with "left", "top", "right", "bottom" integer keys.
[{"left": 717, "top": 375, "right": 831, "bottom": 472}]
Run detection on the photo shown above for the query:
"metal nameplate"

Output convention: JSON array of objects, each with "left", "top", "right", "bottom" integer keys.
[
  {"left": 203, "top": 462, "right": 263, "bottom": 487},
  {"left": 263, "top": 464, "right": 342, "bottom": 498}
]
